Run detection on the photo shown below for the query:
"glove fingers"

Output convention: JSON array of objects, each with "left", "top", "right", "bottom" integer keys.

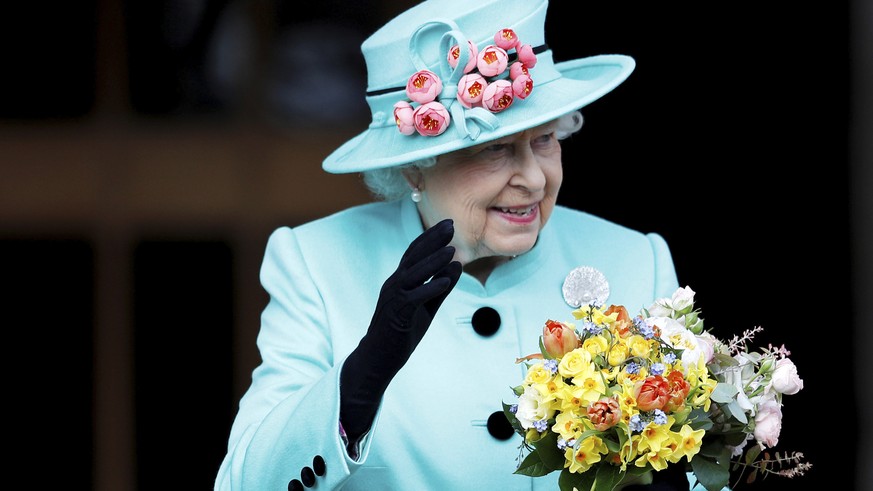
[
  {"left": 423, "top": 260, "right": 462, "bottom": 316},
  {"left": 400, "top": 245, "right": 455, "bottom": 290},
  {"left": 399, "top": 219, "right": 454, "bottom": 268}
]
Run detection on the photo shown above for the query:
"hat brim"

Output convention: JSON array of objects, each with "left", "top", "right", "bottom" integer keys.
[{"left": 322, "top": 54, "right": 635, "bottom": 174}]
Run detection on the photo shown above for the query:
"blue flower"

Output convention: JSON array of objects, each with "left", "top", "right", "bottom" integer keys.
[{"left": 544, "top": 359, "right": 558, "bottom": 374}]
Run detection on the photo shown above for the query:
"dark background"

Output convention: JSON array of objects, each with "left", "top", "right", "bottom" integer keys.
[{"left": 1, "top": 1, "right": 867, "bottom": 490}]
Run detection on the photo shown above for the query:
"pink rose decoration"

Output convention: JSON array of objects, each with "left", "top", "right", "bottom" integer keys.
[
  {"left": 456, "top": 73, "right": 487, "bottom": 108},
  {"left": 405, "top": 70, "right": 443, "bottom": 104},
  {"left": 753, "top": 399, "right": 783, "bottom": 448},
  {"left": 447, "top": 41, "right": 478, "bottom": 74},
  {"left": 512, "top": 74, "right": 533, "bottom": 100},
  {"left": 771, "top": 358, "right": 804, "bottom": 395},
  {"left": 587, "top": 397, "right": 622, "bottom": 431},
  {"left": 494, "top": 28, "right": 519, "bottom": 51},
  {"left": 476, "top": 45, "right": 509, "bottom": 77},
  {"left": 412, "top": 101, "right": 450, "bottom": 136},
  {"left": 482, "top": 79, "right": 514, "bottom": 113},
  {"left": 517, "top": 43, "right": 537, "bottom": 68},
  {"left": 393, "top": 101, "right": 415, "bottom": 135},
  {"left": 509, "top": 61, "right": 529, "bottom": 80}
]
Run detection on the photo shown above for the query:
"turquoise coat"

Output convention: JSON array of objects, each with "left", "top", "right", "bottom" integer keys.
[{"left": 215, "top": 197, "right": 690, "bottom": 490}]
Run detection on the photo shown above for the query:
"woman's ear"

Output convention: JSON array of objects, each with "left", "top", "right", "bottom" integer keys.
[{"left": 401, "top": 167, "right": 424, "bottom": 191}]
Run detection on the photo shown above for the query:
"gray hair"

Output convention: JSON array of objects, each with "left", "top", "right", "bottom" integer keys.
[{"left": 362, "top": 110, "right": 584, "bottom": 201}]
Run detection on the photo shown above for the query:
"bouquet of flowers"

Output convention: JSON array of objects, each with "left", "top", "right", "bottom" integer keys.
[{"left": 503, "top": 286, "right": 811, "bottom": 491}]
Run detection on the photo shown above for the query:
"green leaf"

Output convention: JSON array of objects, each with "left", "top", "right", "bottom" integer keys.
[
  {"left": 502, "top": 402, "right": 526, "bottom": 435},
  {"left": 592, "top": 465, "right": 625, "bottom": 491},
  {"left": 711, "top": 353, "right": 739, "bottom": 367},
  {"left": 559, "top": 468, "right": 595, "bottom": 491},
  {"left": 514, "top": 448, "right": 551, "bottom": 477},
  {"left": 689, "top": 447, "right": 731, "bottom": 491},
  {"left": 710, "top": 383, "right": 738, "bottom": 403},
  {"left": 532, "top": 430, "right": 566, "bottom": 471},
  {"left": 685, "top": 408, "right": 713, "bottom": 431},
  {"left": 723, "top": 400, "right": 748, "bottom": 424},
  {"left": 744, "top": 445, "right": 762, "bottom": 465}
]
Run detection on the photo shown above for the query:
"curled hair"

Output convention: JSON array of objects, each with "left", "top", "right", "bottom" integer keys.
[{"left": 362, "top": 110, "right": 584, "bottom": 201}]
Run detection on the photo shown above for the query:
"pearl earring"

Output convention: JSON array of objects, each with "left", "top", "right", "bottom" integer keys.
[{"left": 410, "top": 188, "right": 422, "bottom": 203}]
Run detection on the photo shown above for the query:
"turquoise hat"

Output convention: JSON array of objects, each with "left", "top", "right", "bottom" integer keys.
[{"left": 322, "top": 0, "right": 634, "bottom": 174}]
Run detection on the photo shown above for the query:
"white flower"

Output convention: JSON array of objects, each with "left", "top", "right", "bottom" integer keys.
[
  {"left": 515, "top": 385, "right": 550, "bottom": 430},
  {"left": 771, "top": 358, "right": 804, "bottom": 395},
  {"left": 649, "top": 316, "right": 705, "bottom": 370},
  {"left": 670, "top": 286, "right": 696, "bottom": 313},
  {"left": 647, "top": 286, "right": 696, "bottom": 318},
  {"left": 754, "top": 398, "right": 783, "bottom": 448}
]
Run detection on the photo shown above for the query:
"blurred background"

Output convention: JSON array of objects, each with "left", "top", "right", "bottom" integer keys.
[{"left": 1, "top": 1, "right": 867, "bottom": 490}]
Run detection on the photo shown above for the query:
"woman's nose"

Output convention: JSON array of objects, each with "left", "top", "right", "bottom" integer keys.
[{"left": 509, "top": 149, "right": 546, "bottom": 191}]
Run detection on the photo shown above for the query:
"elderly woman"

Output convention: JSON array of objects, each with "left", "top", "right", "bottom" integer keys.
[{"left": 215, "top": 1, "right": 712, "bottom": 490}]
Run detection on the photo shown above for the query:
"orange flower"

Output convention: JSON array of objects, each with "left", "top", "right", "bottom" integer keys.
[
  {"left": 587, "top": 396, "right": 622, "bottom": 431},
  {"left": 634, "top": 375, "right": 670, "bottom": 411},
  {"left": 664, "top": 370, "right": 690, "bottom": 412},
  {"left": 543, "top": 320, "right": 580, "bottom": 358},
  {"left": 604, "top": 304, "right": 632, "bottom": 336}
]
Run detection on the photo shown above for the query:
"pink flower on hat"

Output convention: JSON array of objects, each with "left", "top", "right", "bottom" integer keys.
[
  {"left": 494, "top": 28, "right": 519, "bottom": 51},
  {"left": 405, "top": 70, "right": 443, "bottom": 104},
  {"left": 456, "top": 73, "right": 487, "bottom": 108},
  {"left": 394, "top": 27, "right": 536, "bottom": 137},
  {"left": 482, "top": 79, "right": 514, "bottom": 113},
  {"left": 516, "top": 44, "right": 538, "bottom": 68},
  {"left": 413, "top": 101, "right": 451, "bottom": 136},
  {"left": 476, "top": 45, "right": 509, "bottom": 77},
  {"left": 393, "top": 101, "right": 416, "bottom": 135},
  {"left": 509, "top": 61, "right": 529, "bottom": 80},
  {"left": 447, "top": 41, "right": 478, "bottom": 74},
  {"left": 512, "top": 74, "right": 533, "bottom": 100}
]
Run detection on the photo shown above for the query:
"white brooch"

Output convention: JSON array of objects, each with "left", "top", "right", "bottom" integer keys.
[{"left": 562, "top": 266, "right": 610, "bottom": 307}]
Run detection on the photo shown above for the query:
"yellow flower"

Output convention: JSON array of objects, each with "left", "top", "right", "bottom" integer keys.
[
  {"left": 637, "top": 420, "right": 672, "bottom": 453},
  {"left": 607, "top": 342, "right": 630, "bottom": 366},
  {"left": 534, "top": 375, "right": 566, "bottom": 405},
  {"left": 558, "top": 348, "right": 593, "bottom": 378},
  {"left": 582, "top": 334, "right": 608, "bottom": 356},
  {"left": 566, "top": 435, "right": 608, "bottom": 474},
  {"left": 525, "top": 362, "right": 554, "bottom": 385},
  {"left": 571, "top": 370, "right": 608, "bottom": 404},
  {"left": 674, "top": 424, "right": 705, "bottom": 462},
  {"left": 627, "top": 334, "right": 653, "bottom": 358},
  {"left": 552, "top": 410, "right": 584, "bottom": 442},
  {"left": 558, "top": 384, "right": 588, "bottom": 414},
  {"left": 634, "top": 445, "right": 672, "bottom": 471},
  {"left": 571, "top": 305, "right": 618, "bottom": 325}
]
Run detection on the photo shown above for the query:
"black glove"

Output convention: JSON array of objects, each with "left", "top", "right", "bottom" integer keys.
[
  {"left": 622, "top": 465, "right": 691, "bottom": 491},
  {"left": 340, "top": 218, "right": 462, "bottom": 441}
]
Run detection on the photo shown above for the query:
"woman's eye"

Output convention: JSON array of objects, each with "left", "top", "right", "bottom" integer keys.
[
  {"left": 483, "top": 143, "right": 507, "bottom": 153},
  {"left": 534, "top": 133, "right": 555, "bottom": 145}
]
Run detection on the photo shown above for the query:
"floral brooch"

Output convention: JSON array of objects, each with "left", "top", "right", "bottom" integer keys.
[{"left": 393, "top": 28, "right": 538, "bottom": 137}]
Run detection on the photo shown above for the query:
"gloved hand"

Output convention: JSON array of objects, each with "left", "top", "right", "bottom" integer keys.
[{"left": 340, "top": 218, "right": 462, "bottom": 442}]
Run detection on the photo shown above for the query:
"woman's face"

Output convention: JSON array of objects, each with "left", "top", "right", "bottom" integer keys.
[{"left": 411, "top": 121, "right": 563, "bottom": 265}]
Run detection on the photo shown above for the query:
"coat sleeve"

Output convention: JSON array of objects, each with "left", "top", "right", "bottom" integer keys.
[
  {"left": 214, "top": 227, "right": 376, "bottom": 491},
  {"left": 647, "top": 232, "right": 680, "bottom": 299}
]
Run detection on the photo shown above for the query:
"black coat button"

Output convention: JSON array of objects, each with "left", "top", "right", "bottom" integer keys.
[
  {"left": 288, "top": 479, "right": 304, "bottom": 491},
  {"left": 487, "top": 410, "right": 514, "bottom": 440},
  {"left": 301, "top": 466, "right": 315, "bottom": 487},
  {"left": 472, "top": 307, "right": 500, "bottom": 336},
  {"left": 313, "top": 455, "right": 326, "bottom": 476}
]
